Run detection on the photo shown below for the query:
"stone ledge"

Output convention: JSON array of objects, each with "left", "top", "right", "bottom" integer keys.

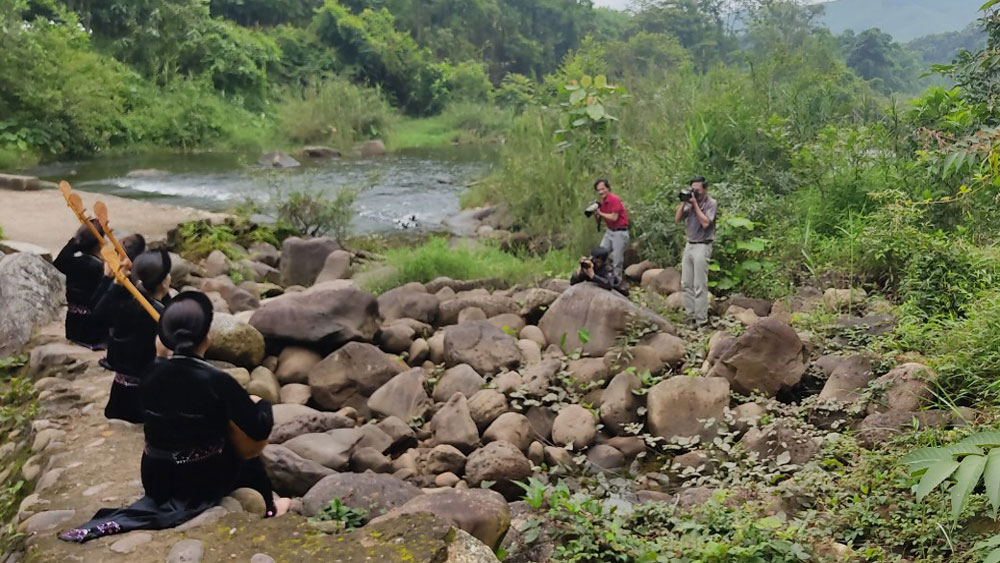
[{"left": 0, "top": 173, "right": 41, "bottom": 191}]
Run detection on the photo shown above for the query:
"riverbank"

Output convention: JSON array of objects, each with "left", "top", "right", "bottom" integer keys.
[{"left": 0, "top": 187, "right": 225, "bottom": 254}]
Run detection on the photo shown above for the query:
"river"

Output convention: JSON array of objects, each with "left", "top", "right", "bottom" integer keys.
[{"left": 18, "top": 146, "right": 495, "bottom": 234}]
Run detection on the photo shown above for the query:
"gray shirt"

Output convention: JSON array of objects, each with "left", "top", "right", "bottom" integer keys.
[{"left": 683, "top": 194, "right": 718, "bottom": 242}]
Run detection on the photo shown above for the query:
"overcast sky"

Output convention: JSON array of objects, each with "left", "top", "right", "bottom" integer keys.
[{"left": 592, "top": 0, "right": 828, "bottom": 10}]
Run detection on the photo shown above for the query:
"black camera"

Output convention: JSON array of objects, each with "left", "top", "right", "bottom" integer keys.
[
  {"left": 678, "top": 188, "right": 693, "bottom": 202},
  {"left": 583, "top": 202, "right": 600, "bottom": 217},
  {"left": 580, "top": 257, "right": 593, "bottom": 270}
]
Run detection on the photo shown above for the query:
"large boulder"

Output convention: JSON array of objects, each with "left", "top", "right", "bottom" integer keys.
[
  {"left": 642, "top": 267, "right": 681, "bottom": 295},
  {"left": 249, "top": 241, "right": 280, "bottom": 268},
  {"left": 359, "top": 139, "right": 387, "bottom": 157},
  {"left": 279, "top": 236, "right": 341, "bottom": 287},
  {"left": 539, "top": 283, "right": 674, "bottom": 357},
  {"left": 261, "top": 444, "right": 335, "bottom": 497},
  {"left": 468, "top": 389, "right": 509, "bottom": 430},
  {"left": 206, "top": 313, "right": 266, "bottom": 370},
  {"left": 867, "top": 363, "right": 938, "bottom": 413},
  {"left": 0, "top": 253, "right": 65, "bottom": 356},
  {"left": 706, "top": 318, "right": 806, "bottom": 397},
  {"left": 443, "top": 322, "right": 522, "bottom": 376},
  {"left": 647, "top": 376, "right": 729, "bottom": 442},
  {"left": 373, "top": 489, "right": 511, "bottom": 550},
  {"left": 249, "top": 285, "right": 380, "bottom": 353},
  {"left": 367, "top": 368, "right": 432, "bottom": 421},
  {"left": 512, "top": 288, "right": 560, "bottom": 322},
  {"left": 464, "top": 441, "right": 532, "bottom": 501},
  {"left": 302, "top": 473, "right": 421, "bottom": 519},
  {"left": 378, "top": 283, "right": 439, "bottom": 324},
  {"left": 309, "top": 342, "right": 407, "bottom": 411}
]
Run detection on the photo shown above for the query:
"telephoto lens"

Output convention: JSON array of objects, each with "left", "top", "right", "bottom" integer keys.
[
  {"left": 678, "top": 188, "right": 692, "bottom": 202},
  {"left": 584, "top": 202, "right": 600, "bottom": 217}
]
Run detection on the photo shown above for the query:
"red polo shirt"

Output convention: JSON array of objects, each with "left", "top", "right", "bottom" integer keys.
[{"left": 599, "top": 193, "right": 629, "bottom": 230}]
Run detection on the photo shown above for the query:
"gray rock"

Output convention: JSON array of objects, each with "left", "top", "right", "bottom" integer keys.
[
  {"left": 423, "top": 444, "right": 468, "bottom": 475},
  {"left": 258, "top": 151, "right": 300, "bottom": 169},
  {"left": 378, "top": 283, "right": 439, "bottom": 324},
  {"left": 817, "top": 354, "right": 874, "bottom": 403},
  {"left": 379, "top": 321, "right": 416, "bottom": 354},
  {"left": 308, "top": 342, "right": 407, "bottom": 411},
  {"left": 586, "top": 444, "right": 626, "bottom": 472},
  {"left": 373, "top": 489, "right": 511, "bottom": 550},
  {"left": 438, "top": 295, "right": 519, "bottom": 326},
  {"left": 202, "top": 250, "right": 230, "bottom": 278},
  {"left": 0, "top": 253, "right": 65, "bottom": 356},
  {"left": 467, "top": 389, "right": 509, "bottom": 430},
  {"left": 539, "top": 282, "right": 673, "bottom": 357},
  {"left": 359, "top": 139, "right": 386, "bottom": 157},
  {"left": 314, "top": 250, "right": 352, "bottom": 284},
  {"left": 279, "top": 383, "right": 312, "bottom": 405},
  {"left": 18, "top": 509, "right": 75, "bottom": 534},
  {"left": 464, "top": 441, "right": 532, "bottom": 501},
  {"left": 249, "top": 241, "right": 280, "bottom": 268},
  {"left": 521, "top": 359, "right": 560, "bottom": 398},
  {"left": 275, "top": 346, "right": 323, "bottom": 385},
  {"left": 431, "top": 393, "right": 480, "bottom": 453},
  {"left": 206, "top": 313, "right": 266, "bottom": 370},
  {"left": 166, "top": 539, "right": 204, "bottom": 563},
  {"left": 247, "top": 366, "right": 280, "bottom": 404},
  {"left": 647, "top": 376, "right": 729, "bottom": 442},
  {"left": 367, "top": 368, "right": 431, "bottom": 421},
  {"left": 269, "top": 411, "right": 355, "bottom": 444},
  {"left": 551, "top": 405, "right": 596, "bottom": 449},
  {"left": 600, "top": 372, "right": 642, "bottom": 436},
  {"left": 261, "top": 444, "right": 334, "bottom": 497},
  {"left": 250, "top": 555, "right": 276, "bottom": 563},
  {"left": 282, "top": 429, "right": 362, "bottom": 470},
  {"left": 230, "top": 487, "right": 267, "bottom": 515},
  {"left": 867, "top": 363, "right": 938, "bottom": 414},
  {"left": 109, "top": 531, "right": 153, "bottom": 554},
  {"left": 444, "top": 322, "right": 522, "bottom": 376},
  {"left": 377, "top": 416, "right": 417, "bottom": 454},
  {"left": 566, "top": 358, "right": 610, "bottom": 392},
  {"left": 706, "top": 318, "right": 807, "bottom": 397},
  {"left": 280, "top": 237, "right": 341, "bottom": 286},
  {"left": 434, "top": 364, "right": 486, "bottom": 403},
  {"left": 250, "top": 285, "right": 379, "bottom": 354},
  {"left": 302, "top": 473, "right": 421, "bottom": 519},
  {"left": 482, "top": 412, "right": 532, "bottom": 452},
  {"left": 350, "top": 447, "right": 393, "bottom": 473},
  {"left": 741, "top": 422, "right": 820, "bottom": 466}
]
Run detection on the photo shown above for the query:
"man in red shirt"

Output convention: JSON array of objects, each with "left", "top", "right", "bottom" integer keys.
[{"left": 592, "top": 178, "right": 629, "bottom": 281}]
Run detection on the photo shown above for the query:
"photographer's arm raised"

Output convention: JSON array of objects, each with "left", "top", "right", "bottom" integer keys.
[
  {"left": 675, "top": 202, "right": 687, "bottom": 223},
  {"left": 690, "top": 197, "right": 712, "bottom": 229}
]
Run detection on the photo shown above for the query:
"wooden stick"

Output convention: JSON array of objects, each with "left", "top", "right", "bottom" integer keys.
[
  {"left": 94, "top": 201, "right": 129, "bottom": 261},
  {"left": 59, "top": 181, "right": 105, "bottom": 247},
  {"left": 100, "top": 245, "right": 160, "bottom": 322}
]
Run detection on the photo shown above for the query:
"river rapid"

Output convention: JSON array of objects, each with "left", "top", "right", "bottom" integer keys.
[{"left": 19, "top": 146, "right": 495, "bottom": 234}]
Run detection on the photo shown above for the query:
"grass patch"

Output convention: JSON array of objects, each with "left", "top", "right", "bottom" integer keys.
[
  {"left": 387, "top": 102, "right": 513, "bottom": 150},
  {"left": 360, "top": 237, "right": 575, "bottom": 293},
  {"left": 0, "top": 356, "right": 35, "bottom": 554}
]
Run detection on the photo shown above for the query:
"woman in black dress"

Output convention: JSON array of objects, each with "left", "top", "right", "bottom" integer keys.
[
  {"left": 59, "top": 292, "right": 289, "bottom": 543},
  {"left": 98, "top": 249, "right": 172, "bottom": 423},
  {"left": 53, "top": 220, "right": 107, "bottom": 348},
  {"left": 90, "top": 233, "right": 147, "bottom": 343}
]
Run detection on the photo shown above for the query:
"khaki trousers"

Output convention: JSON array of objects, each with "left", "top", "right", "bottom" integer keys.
[{"left": 682, "top": 242, "right": 712, "bottom": 324}]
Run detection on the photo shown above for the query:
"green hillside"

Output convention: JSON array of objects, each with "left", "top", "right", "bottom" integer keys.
[{"left": 819, "top": 0, "right": 984, "bottom": 41}]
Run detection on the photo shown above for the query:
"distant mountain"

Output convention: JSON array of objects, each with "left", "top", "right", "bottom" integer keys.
[{"left": 817, "top": 0, "right": 985, "bottom": 42}]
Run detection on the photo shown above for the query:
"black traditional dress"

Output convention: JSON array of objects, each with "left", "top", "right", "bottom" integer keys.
[
  {"left": 96, "top": 285, "right": 169, "bottom": 423},
  {"left": 59, "top": 354, "right": 275, "bottom": 543},
  {"left": 53, "top": 240, "right": 106, "bottom": 348}
]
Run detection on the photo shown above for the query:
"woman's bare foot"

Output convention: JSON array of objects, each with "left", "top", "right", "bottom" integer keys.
[{"left": 273, "top": 496, "right": 292, "bottom": 516}]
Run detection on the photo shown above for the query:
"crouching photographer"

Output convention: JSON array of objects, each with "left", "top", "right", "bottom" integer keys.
[{"left": 570, "top": 247, "right": 628, "bottom": 296}]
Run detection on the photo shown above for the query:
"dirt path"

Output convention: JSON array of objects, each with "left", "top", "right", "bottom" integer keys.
[{"left": 0, "top": 188, "right": 225, "bottom": 254}]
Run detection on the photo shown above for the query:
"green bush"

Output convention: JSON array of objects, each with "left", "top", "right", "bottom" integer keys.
[
  {"left": 275, "top": 77, "right": 395, "bottom": 148},
  {"left": 275, "top": 187, "right": 361, "bottom": 242},
  {"left": 441, "top": 60, "right": 493, "bottom": 104}
]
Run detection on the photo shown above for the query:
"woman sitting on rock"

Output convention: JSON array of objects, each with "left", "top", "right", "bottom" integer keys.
[
  {"left": 53, "top": 220, "right": 107, "bottom": 349},
  {"left": 90, "top": 233, "right": 147, "bottom": 343},
  {"left": 97, "top": 249, "right": 172, "bottom": 423},
  {"left": 59, "top": 292, "right": 289, "bottom": 543}
]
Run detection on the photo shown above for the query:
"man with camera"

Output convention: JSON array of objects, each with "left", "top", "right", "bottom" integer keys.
[
  {"left": 570, "top": 246, "right": 628, "bottom": 296},
  {"left": 674, "top": 175, "right": 718, "bottom": 327},
  {"left": 584, "top": 178, "right": 630, "bottom": 281}
]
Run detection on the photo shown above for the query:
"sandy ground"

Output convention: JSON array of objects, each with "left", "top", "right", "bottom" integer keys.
[{"left": 0, "top": 188, "right": 225, "bottom": 254}]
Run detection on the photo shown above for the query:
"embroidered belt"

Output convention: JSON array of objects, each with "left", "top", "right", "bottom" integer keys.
[{"left": 144, "top": 440, "right": 225, "bottom": 465}]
